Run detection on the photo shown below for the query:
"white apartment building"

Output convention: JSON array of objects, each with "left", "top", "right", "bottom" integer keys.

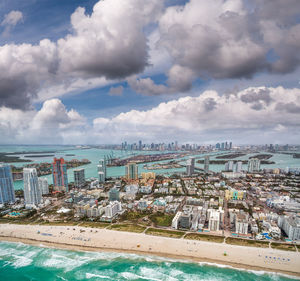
[
  {"left": 23, "top": 168, "right": 42, "bottom": 208},
  {"left": 38, "top": 178, "right": 49, "bottom": 195},
  {"left": 278, "top": 216, "right": 300, "bottom": 241},
  {"left": 235, "top": 214, "right": 249, "bottom": 234},
  {"left": 172, "top": 211, "right": 182, "bottom": 229},
  {"left": 105, "top": 201, "right": 122, "bottom": 219},
  {"left": 208, "top": 209, "right": 220, "bottom": 231}
]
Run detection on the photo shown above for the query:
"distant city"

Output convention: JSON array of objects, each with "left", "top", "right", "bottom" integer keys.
[{"left": 0, "top": 142, "right": 299, "bottom": 245}]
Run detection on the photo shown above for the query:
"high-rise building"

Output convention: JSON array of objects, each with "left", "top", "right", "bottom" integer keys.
[
  {"left": 248, "top": 158, "right": 260, "bottom": 173},
  {"left": 52, "top": 158, "right": 68, "bottom": 192},
  {"left": 186, "top": 157, "right": 195, "bottom": 176},
  {"left": 97, "top": 159, "right": 106, "bottom": 183},
  {"left": 208, "top": 210, "right": 220, "bottom": 231},
  {"left": 229, "top": 142, "right": 232, "bottom": 149},
  {"left": 204, "top": 156, "right": 210, "bottom": 173},
  {"left": 235, "top": 214, "right": 248, "bottom": 234},
  {"left": 224, "top": 160, "right": 234, "bottom": 171},
  {"left": 23, "top": 168, "right": 42, "bottom": 207},
  {"left": 109, "top": 187, "right": 120, "bottom": 201},
  {"left": 216, "top": 143, "right": 220, "bottom": 149},
  {"left": 221, "top": 142, "right": 225, "bottom": 150},
  {"left": 38, "top": 178, "right": 49, "bottom": 195},
  {"left": 74, "top": 168, "right": 85, "bottom": 188},
  {"left": 235, "top": 161, "right": 243, "bottom": 173},
  {"left": 125, "top": 162, "right": 138, "bottom": 180},
  {"left": 0, "top": 164, "right": 15, "bottom": 204},
  {"left": 138, "top": 140, "right": 142, "bottom": 150},
  {"left": 104, "top": 201, "right": 122, "bottom": 218}
]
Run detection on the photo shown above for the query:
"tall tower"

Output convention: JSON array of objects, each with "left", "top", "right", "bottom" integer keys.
[
  {"left": 74, "top": 168, "right": 85, "bottom": 188},
  {"left": 98, "top": 159, "right": 106, "bottom": 183},
  {"left": 126, "top": 162, "right": 138, "bottom": 180},
  {"left": 186, "top": 157, "right": 195, "bottom": 176},
  {"left": 52, "top": 158, "right": 68, "bottom": 192},
  {"left": 204, "top": 156, "right": 210, "bottom": 173},
  {"left": 38, "top": 178, "right": 49, "bottom": 195},
  {"left": 23, "top": 168, "right": 42, "bottom": 207},
  {"left": 0, "top": 163, "right": 15, "bottom": 204},
  {"left": 248, "top": 158, "right": 260, "bottom": 173}
]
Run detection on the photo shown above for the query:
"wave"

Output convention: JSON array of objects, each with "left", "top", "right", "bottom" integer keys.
[
  {"left": 197, "top": 261, "right": 299, "bottom": 280},
  {"left": 86, "top": 273, "right": 111, "bottom": 279},
  {"left": 0, "top": 241, "right": 297, "bottom": 280}
]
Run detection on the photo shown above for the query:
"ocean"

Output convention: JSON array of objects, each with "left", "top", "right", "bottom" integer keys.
[{"left": 0, "top": 241, "right": 297, "bottom": 281}]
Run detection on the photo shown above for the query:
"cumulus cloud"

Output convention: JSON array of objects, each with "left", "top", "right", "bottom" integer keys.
[
  {"left": 0, "top": 0, "right": 163, "bottom": 109},
  {"left": 0, "top": 86, "right": 299, "bottom": 144},
  {"left": 1, "top": 0, "right": 300, "bottom": 109},
  {"left": 132, "top": 0, "right": 300, "bottom": 95},
  {"left": 0, "top": 99, "right": 87, "bottom": 144},
  {"left": 91, "top": 86, "right": 300, "bottom": 143}
]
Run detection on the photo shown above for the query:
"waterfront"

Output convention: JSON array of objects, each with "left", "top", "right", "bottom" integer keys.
[
  {"left": 1, "top": 145, "right": 299, "bottom": 190},
  {"left": 0, "top": 229, "right": 298, "bottom": 281}
]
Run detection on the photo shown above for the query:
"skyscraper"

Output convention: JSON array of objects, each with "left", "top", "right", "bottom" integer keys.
[
  {"left": 248, "top": 158, "right": 260, "bottom": 173},
  {"left": 52, "top": 158, "right": 68, "bottom": 192},
  {"left": 97, "top": 159, "right": 106, "bottom": 183},
  {"left": 38, "top": 178, "right": 49, "bottom": 195},
  {"left": 204, "top": 156, "right": 210, "bottom": 173},
  {"left": 0, "top": 164, "right": 15, "bottom": 204},
  {"left": 138, "top": 140, "right": 142, "bottom": 150},
  {"left": 186, "top": 157, "right": 195, "bottom": 176},
  {"left": 23, "top": 168, "right": 42, "bottom": 207},
  {"left": 126, "top": 162, "right": 138, "bottom": 180},
  {"left": 235, "top": 161, "right": 243, "bottom": 173},
  {"left": 109, "top": 187, "right": 120, "bottom": 201},
  {"left": 224, "top": 160, "right": 234, "bottom": 171},
  {"left": 74, "top": 168, "right": 85, "bottom": 188}
]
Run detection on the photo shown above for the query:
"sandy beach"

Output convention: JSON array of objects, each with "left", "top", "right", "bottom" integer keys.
[{"left": 0, "top": 223, "right": 299, "bottom": 278}]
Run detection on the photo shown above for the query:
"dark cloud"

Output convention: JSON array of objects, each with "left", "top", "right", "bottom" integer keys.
[
  {"left": 203, "top": 98, "right": 217, "bottom": 111},
  {"left": 240, "top": 88, "right": 272, "bottom": 105},
  {"left": 275, "top": 102, "right": 300, "bottom": 114}
]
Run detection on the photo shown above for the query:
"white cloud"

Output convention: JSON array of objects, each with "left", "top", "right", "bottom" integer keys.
[
  {"left": 91, "top": 86, "right": 300, "bottom": 143},
  {"left": 1, "top": 10, "right": 23, "bottom": 36},
  {"left": 0, "top": 0, "right": 163, "bottom": 109},
  {"left": 0, "top": 99, "right": 87, "bottom": 144},
  {"left": 0, "top": 86, "right": 299, "bottom": 144}
]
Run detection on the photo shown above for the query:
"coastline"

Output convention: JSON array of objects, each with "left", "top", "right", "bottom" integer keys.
[{"left": 0, "top": 223, "right": 300, "bottom": 278}]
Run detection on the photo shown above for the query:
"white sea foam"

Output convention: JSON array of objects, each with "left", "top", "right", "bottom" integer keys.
[
  {"left": 197, "top": 261, "right": 299, "bottom": 280},
  {"left": 11, "top": 254, "right": 33, "bottom": 268},
  {"left": 139, "top": 267, "right": 178, "bottom": 281},
  {"left": 86, "top": 273, "right": 110, "bottom": 279}
]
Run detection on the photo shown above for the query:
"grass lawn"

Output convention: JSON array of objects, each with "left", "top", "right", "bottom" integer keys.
[
  {"left": 80, "top": 221, "right": 110, "bottom": 228},
  {"left": 40, "top": 221, "right": 80, "bottom": 226},
  {"left": 119, "top": 211, "right": 147, "bottom": 222},
  {"left": 184, "top": 233, "right": 224, "bottom": 243},
  {"left": 145, "top": 227, "right": 185, "bottom": 238},
  {"left": 271, "top": 242, "right": 296, "bottom": 251},
  {"left": 149, "top": 213, "right": 174, "bottom": 227},
  {"left": 226, "top": 237, "right": 269, "bottom": 248},
  {"left": 107, "top": 224, "right": 146, "bottom": 233}
]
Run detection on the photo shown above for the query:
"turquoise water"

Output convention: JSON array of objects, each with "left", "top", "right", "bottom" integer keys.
[
  {"left": 0, "top": 241, "right": 297, "bottom": 281},
  {"left": 1, "top": 145, "right": 299, "bottom": 190}
]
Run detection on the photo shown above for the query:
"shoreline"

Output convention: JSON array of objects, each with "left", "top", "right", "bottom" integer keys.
[{"left": 0, "top": 224, "right": 300, "bottom": 278}]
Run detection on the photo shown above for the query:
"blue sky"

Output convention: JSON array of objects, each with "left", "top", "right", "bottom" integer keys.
[{"left": 0, "top": 0, "right": 300, "bottom": 144}]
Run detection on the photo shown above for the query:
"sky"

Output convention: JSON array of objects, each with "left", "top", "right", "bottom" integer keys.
[{"left": 0, "top": 0, "right": 300, "bottom": 145}]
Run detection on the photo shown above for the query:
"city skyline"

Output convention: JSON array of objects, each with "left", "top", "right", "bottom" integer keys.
[{"left": 0, "top": 0, "right": 300, "bottom": 144}]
